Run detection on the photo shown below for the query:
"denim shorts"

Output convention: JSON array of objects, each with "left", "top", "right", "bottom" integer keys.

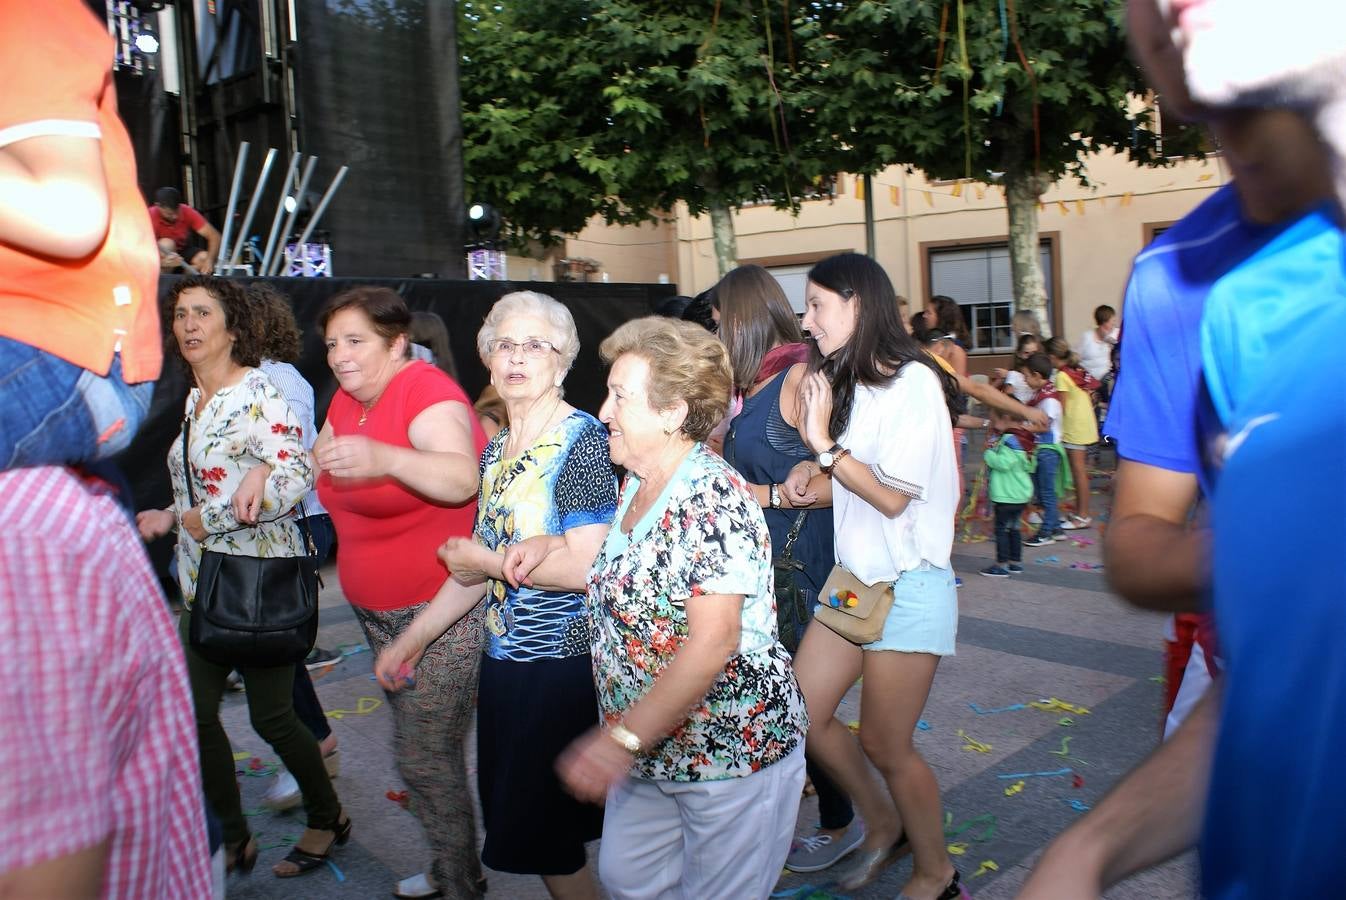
[
  {"left": 0, "top": 339, "right": 152, "bottom": 468},
  {"left": 862, "top": 562, "right": 958, "bottom": 656}
]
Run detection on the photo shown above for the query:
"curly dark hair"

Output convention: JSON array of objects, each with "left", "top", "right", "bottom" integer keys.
[
  {"left": 162, "top": 275, "right": 266, "bottom": 370},
  {"left": 248, "top": 282, "right": 303, "bottom": 363}
]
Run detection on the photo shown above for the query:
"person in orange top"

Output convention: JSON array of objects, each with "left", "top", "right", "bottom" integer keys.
[{"left": 0, "top": 0, "right": 162, "bottom": 469}]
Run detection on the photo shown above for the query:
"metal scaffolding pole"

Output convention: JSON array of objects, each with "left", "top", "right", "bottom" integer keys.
[
  {"left": 259, "top": 152, "right": 301, "bottom": 277},
  {"left": 213, "top": 141, "right": 249, "bottom": 274},
  {"left": 227, "top": 147, "right": 278, "bottom": 267}
]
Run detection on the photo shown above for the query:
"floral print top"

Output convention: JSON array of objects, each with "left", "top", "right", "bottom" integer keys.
[
  {"left": 475, "top": 411, "right": 617, "bottom": 662},
  {"left": 588, "top": 443, "right": 808, "bottom": 782},
  {"left": 168, "top": 367, "right": 314, "bottom": 607}
]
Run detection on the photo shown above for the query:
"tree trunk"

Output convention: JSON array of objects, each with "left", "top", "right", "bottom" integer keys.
[
  {"left": 709, "top": 202, "right": 738, "bottom": 277},
  {"left": 1005, "top": 169, "right": 1051, "bottom": 335}
]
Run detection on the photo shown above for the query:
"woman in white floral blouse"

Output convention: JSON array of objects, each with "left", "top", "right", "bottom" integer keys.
[
  {"left": 136, "top": 276, "right": 347, "bottom": 880},
  {"left": 550, "top": 316, "right": 808, "bottom": 900}
]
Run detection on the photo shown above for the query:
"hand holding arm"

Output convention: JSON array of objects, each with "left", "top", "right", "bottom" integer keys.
[{"left": 438, "top": 536, "right": 502, "bottom": 586}]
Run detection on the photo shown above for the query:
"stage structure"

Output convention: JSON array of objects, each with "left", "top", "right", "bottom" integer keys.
[
  {"left": 95, "top": 0, "right": 468, "bottom": 277},
  {"left": 211, "top": 140, "right": 349, "bottom": 276}
]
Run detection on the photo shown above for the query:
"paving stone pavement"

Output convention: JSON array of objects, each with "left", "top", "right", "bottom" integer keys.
[{"left": 215, "top": 443, "right": 1197, "bottom": 899}]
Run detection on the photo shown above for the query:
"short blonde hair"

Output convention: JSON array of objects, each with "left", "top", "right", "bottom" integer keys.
[
  {"left": 600, "top": 316, "right": 732, "bottom": 443},
  {"left": 476, "top": 291, "right": 581, "bottom": 372}
]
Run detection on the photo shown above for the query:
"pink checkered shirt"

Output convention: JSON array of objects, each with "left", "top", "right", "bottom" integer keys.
[{"left": 0, "top": 467, "right": 211, "bottom": 898}]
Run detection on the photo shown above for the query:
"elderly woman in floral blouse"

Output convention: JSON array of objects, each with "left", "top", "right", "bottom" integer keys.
[
  {"left": 541, "top": 316, "right": 808, "bottom": 900},
  {"left": 136, "top": 276, "right": 347, "bottom": 879}
]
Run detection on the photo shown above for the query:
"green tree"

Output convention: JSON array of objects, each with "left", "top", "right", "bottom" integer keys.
[
  {"left": 792, "top": 0, "right": 1203, "bottom": 330},
  {"left": 459, "top": 0, "right": 834, "bottom": 275}
]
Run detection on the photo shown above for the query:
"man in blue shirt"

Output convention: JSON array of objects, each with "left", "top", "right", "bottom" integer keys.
[{"left": 1020, "top": 0, "right": 1343, "bottom": 896}]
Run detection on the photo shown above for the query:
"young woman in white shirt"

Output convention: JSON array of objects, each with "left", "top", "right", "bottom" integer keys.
[{"left": 783, "top": 253, "right": 967, "bottom": 900}]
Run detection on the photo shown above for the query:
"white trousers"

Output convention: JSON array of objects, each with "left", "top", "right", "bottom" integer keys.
[{"left": 598, "top": 744, "right": 805, "bottom": 900}]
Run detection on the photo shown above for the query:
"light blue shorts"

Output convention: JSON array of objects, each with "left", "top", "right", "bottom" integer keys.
[{"left": 863, "top": 562, "right": 958, "bottom": 656}]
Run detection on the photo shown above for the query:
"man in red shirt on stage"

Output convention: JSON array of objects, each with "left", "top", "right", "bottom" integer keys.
[{"left": 149, "top": 186, "right": 220, "bottom": 273}]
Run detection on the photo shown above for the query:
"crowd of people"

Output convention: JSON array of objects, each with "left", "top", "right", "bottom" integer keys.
[{"left": 2, "top": 0, "right": 1343, "bottom": 898}]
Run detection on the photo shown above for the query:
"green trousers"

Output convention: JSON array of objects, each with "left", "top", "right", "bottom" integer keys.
[{"left": 178, "top": 612, "right": 341, "bottom": 843}]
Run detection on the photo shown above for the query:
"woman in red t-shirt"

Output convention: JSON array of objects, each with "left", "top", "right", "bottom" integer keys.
[{"left": 313, "top": 287, "right": 488, "bottom": 900}]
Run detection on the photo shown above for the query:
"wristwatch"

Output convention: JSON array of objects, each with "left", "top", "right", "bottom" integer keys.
[
  {"left": 817, "top": 443, "right": 849, "bottom": 475},
  {"left": 769, "top": 483, "right": 781, "bottom": 509},
  {"left": 608, "top": 723, "right": 642, "bottom": 754}
]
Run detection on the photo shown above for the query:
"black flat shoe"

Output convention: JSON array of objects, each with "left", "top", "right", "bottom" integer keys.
[
  {"left": 898, "top": 869, "right": 966, "bottom": 900},
  {"left": 272, "top": 815, "right": 352, "bottom": 878}
]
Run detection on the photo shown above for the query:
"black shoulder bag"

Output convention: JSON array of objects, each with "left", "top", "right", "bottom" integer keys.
[
  {"left": 183, "top": 414, "right": 319, "bottom": 668},
  {"left": 772, "top": 509, "right": 811, "bottom": 654}
]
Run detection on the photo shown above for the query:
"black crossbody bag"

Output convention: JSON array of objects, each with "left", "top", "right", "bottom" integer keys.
[
  {"left": 772, "top": 509, "right": 811, "bottom": 654},
  {"left": 183, "top": 414, "right": 319, "bottom": 668}
]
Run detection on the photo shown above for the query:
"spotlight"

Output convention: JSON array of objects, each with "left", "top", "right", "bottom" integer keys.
[
  {"left": 466, "top": 201, "right": 501, "bottom": 246},
  {"left": 283, "top": 195, "right": 297, "bottom": 214},
  {"left": 134, "top": 33, "right": 160, "bottom": 53}
]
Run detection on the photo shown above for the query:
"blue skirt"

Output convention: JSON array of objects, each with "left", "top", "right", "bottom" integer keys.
[{"left": 477, "top": 652, "right": 604, "bottom": 875}]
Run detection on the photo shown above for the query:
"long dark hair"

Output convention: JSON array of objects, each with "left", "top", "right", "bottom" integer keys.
[
  {"left": 806, "top": 253, "right": 963, "bottom": 435},
  {"left": 930, "top": 295, "right": 971, "bottom": 346},
  {"left": 711, "top": 264, "right": 803, "bottom": 391}
]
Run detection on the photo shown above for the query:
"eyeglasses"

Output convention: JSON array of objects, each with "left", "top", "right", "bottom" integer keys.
[{"left": 487, "top": 338, "right": 559, "bottom": 358}]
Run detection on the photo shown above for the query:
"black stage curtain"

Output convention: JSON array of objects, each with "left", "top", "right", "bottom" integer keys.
[
  {"left": 292, "top": 1, "right": 467, "bottom": 277},
  {"left": 120, "top": 276, "right": 672, "bottom": 583}
]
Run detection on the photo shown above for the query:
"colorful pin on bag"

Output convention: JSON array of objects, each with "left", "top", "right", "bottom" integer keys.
[{"left": 812, "top": 565, "right": 894, "bottom": 644}]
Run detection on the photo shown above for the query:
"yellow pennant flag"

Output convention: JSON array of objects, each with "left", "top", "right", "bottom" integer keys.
[
  {"left": 1057, "top": 201, "right": 1070, "bottom": 215},
  {"left": 924, "top": 191, "right": 934, "bottom": 207},
  {"left": 1076, "top": 199, "right": 1086, "bottom": 216},
  {"left": 855, "top": 177, "right": 866, "bottom": 201},
  {"left": 1121, "top": 192, "right": 1134, "bottom": 207},
  {"left": 951, "top": 181, "right": 963, "bottom": 198},
  {"left": 890, "top": 186, "right": 901, "bottom": 205}
]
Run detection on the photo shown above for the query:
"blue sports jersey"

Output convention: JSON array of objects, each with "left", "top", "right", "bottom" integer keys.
[
  {"left": 1197, "top": 206, "right": 1346, "bottom": 898},
  {"left": 1104, "top": 185, "right": 1290, "bottom": 473}
]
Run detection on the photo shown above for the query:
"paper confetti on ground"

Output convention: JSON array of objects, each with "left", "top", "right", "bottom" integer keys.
[
  {"left": 1064, "top": 799, "right": 1092, "bottom": 812},
  {"left": 947, "top": 842, "right": 968, "bottom": 855},
  {"left": 997, "top": 767, "right": 1072, "bottom": 779},
  {"left": 970, "top": 702, "right": 1027, "bottom": 715},
  {"left": 325, "top": 696, "right": 383, "bottom": 719},
  {"left": 232, "top": 750, "right": 252, "bottom": 762},
  {"left": 1004, "top": 780, "right": 1025, "bottom": 797},
  {"left": 945, "top": 813, "right": 997, "bottom": 842},
  {"left": 973, "top": 860, "right": 1000, "bottom": 878},
  {"left": 1029, "top": 697, "right": 1091, "bottom": 715},
  {"left": 957, "top": 729, "right": 993, "bottom": 753}
]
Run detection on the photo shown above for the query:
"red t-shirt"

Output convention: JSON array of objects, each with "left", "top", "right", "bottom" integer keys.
[
  {"left": 318, "top": 362, "right": 487, "bottom": 611},
  {"left": 147, "top": 204, "right": 207, "bottom": 251},
  {"left": 0, "top": 0, "right": 162, "bottom": 382}
]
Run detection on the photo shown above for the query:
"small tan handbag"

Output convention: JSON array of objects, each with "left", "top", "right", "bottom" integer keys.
[{"left": 812, "top": 565, "right": 895, "bottom": 645}]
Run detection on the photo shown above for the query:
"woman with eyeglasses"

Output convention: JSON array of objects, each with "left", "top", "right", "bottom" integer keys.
[
  {"left": 375, "top": 291, "right": 616, "bottom": 899},
  {"left": 313, "top": 286, "right": 490, "bottom": 900}
]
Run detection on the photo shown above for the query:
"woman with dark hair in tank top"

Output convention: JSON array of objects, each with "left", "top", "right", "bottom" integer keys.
[{"left": 710, "top": 265, "right": 860, "bottom": 875}]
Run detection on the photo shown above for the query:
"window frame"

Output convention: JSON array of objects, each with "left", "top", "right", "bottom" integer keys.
[{"left": 920, "top": 231, "right": 1062, "bottom": 356}]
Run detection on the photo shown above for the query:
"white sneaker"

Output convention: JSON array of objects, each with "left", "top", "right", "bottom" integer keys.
[
  {"left": 261, "top": 770, "right": 301, "bottom": 811},
  {"left": 1027, "top": 511, "right": 1043, "bottom": 526},
  {"left": 393, "top": 873, "right": 442, "bottom": 899},
  {"left": 1061, "top": 515, "right": 1092, "bottom": 530}
]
